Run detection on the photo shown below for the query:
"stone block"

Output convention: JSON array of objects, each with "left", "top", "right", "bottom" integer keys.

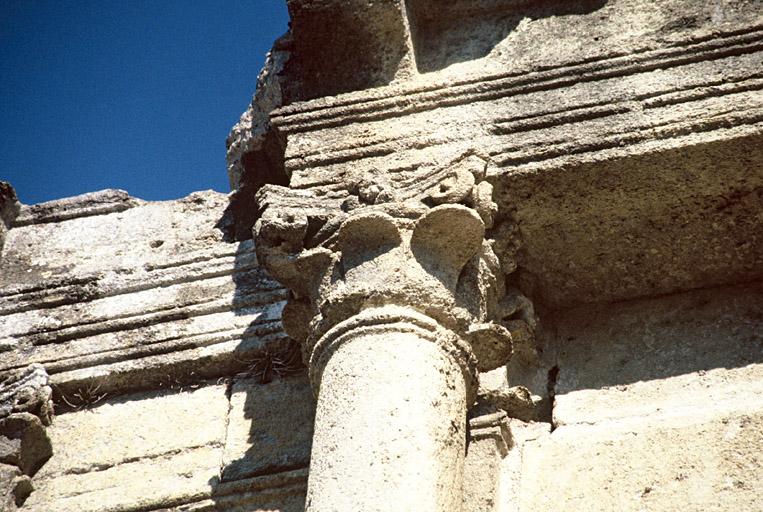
[
  {"left": 38, "top": 384, "right": 228, "bottom": 479},
  {"left": 286, "top": 0, "right": 411, "bottom": 99},
  {"left": 221, "top": 374, "right": 315, "bottom": 482},
  {"left": 23, "top": 446, "right": 222, "bottom": 512},
  {"left": 552, "top": 282, "right": 763, "bottom": 426},
  {"left": 518, "top": 410, "right": 763, "bottom": 512}
]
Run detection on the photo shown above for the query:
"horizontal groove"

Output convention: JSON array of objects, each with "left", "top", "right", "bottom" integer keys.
[
  {"left": 46, "top": 444, "right": 223, "bottom": 479},
  {"left": 46, "top": 331, "right": 293, "bottom": 405},
  {"left": 0, "top": 257, "right": 265, "bottom": 317},
  {"left": 280, "top": 37, "right": 762, "bottom": 140},
  {"left": 273, "top": 27, "right": 763, "bottom": 134},
  {"left": 13, "top": 201, "right": 137, "bottom": 227},
  {"left": 274, "top": 25, "right": 763, "bottom": 119},
  {"left": 0, "top": 253, "right": 268, "bottom": 316},
  {"left": 142, "top": 242, "right": 253, "bottom": 271},
  {"left": 12, "top": 288, "right": 287, "bottom": 346},
  {"left": 284, "top": 72, "right": 762, "bottom": 168},
  {"left": 491, "top": 110, "right": 763, "bottom": 167},
  {"left": 493, "top": 74, "right": 763, "bottom": 132},
  {"left": 132, "top": 468, "right": 309, "bottom": 512},
  {"left": 213, "top": 467, "right": 309, "bottom": 498},
  {"left": 642, "top": 75, "right": 763, "bottom": 109},
  {"left": 491, "top": 103, "right": 632, "bottom": 135},
  {"left": 12, "top": 320, "right": 284, "bottom": 376},
  {"left": 284, "top": 76, "right": 762, "bottom": 178},
  {"left": 0, "top": 242, "right": 257, "bottom": 299}
]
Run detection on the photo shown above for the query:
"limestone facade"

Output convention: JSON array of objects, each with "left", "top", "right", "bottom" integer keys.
[{"left": 1, "top": 0, "right": 762, "bottom": 510}]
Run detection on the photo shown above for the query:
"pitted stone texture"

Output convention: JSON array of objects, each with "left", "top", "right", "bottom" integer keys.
[
  {"left": 284, "top": 0, "right": 413, "bottom": 101},
  {"left": 0, "top": 182, "right": 20, "bottom": 257},
  {"left": 0, "top": 364, "right": 53, "bottom": 426},
  {"left": 502, "top": 132, "right": 763, "bottom": 309},
  {"left": 221, "top": 374, "right": 314, "bottom": 482},
  {"left": 22, "top": 385, "right": 228, "bottom": 511},
  {"left": 306, "top": 326, "right": 467, "bottom": 512},
  {"left": 518, "top": 411, "right": 763, "bottom": 512},
  {"left": 550, "top": 281, "right": 763, "bottom": 427},
  {"left": 254, "top": 151, "right": 534, "bottom": 385}
]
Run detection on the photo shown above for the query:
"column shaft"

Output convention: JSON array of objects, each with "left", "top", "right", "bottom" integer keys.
[{"left": 306, "top": 327, "right": 467, "bottom": 512}]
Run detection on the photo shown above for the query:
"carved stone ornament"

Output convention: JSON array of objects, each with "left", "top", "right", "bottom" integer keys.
[
  {"left": 254, "top": 150, "right": 536, "bottom": 511},
  {"left": 254, "top": 150, "right": 535, "bottom": 398},
  {"left": 0, "top": 364, "right": 54, "bottom": 511}
]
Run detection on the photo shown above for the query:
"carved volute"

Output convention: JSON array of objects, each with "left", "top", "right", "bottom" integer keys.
[
  {"left": 254, "top": 150, "right": 535, "bottom": 511},
  {"left": 255, "top": 151, "right": 535, "bottom": 391}
]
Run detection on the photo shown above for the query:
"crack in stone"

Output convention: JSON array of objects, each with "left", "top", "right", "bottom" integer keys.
[{"left": 546, "top": 365, "right": 560, "bottom": 432}]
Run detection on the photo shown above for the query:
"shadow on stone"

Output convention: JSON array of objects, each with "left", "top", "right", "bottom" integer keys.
[
  {"left": 551, "top": 281, "right": 763, "bottom": 393},
  {"left": 206, "top": 240, "right": 313, "bottom": 511},
  {"left": 407, "top": 0, "right": 608, "bottom": 73}
]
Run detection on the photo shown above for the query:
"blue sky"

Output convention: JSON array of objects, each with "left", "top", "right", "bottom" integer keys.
[{"left": 0, "top": 1, "right": 289, "bottom": 205}]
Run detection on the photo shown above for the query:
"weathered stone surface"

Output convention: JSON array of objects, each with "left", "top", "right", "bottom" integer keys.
[
  {"left": 0, "top": 189, "right": 226, "bottom": 290},
  {"left": 551, "top": 282, "right": 763, "bottom": 426},
  {"left": 506, "top": 282, "right": 763, "bottom": 511},
  {"left": 306, "top": 316, "right": 469, "bottom": 511},
  {"left": 0, "top": 182, "right": 20, "bottom": 257},
  {"left": 0, "top": 364, "right": 53, "bottom": 426},
  {"left": 506, "top": 133, "right": 763, "bottom": 308},
  {"left": 0, "top": 413, "right": 52, "bottom": 477},
  {"left": 0, "top": 190, "right": 289, "bottom": 402},
  {"left": 39, "top": 384, "right": 228, "bottom": 479},
  {"left": 12, "top": 189, "right": 139, "bottom": 227},
  {"left": 254, "top": 151, "right": 534, "bottom": 385},
  {"left": 257, "top": 1, "right": 763, "bottom": 311},
  {"left": 221, "top": 374, "right": 314, "bottom": 482},
  {"left": 0, "top": 463, "right": 23, "bottom": 511},
  {"left": 2, "top": 1, "right": 762, "bottom": 511},
  {"left": 0, "top": 364, "right": 53, "bottom": 508},
  {"left": 285, "top": 0, "right": 413, "bottom": 101},
  {"left": 22, "top": 384, "right": 227, "bottom": 511},
  {"left": 518, "top": 410, "right": 763, "bottom": 512},
  {"left": 24, "top": 445, "right": 223, "bottom": 512},
  {"left": 226, "top": 34, "right": 291, "bottom": 193},
  {"left": 463, "top": 411, "right": 511, "bottom": 512}
]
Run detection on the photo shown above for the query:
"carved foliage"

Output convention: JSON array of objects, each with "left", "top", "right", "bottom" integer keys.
[{"left": 254, "top": 151, "right": 534, "bottom": 375}]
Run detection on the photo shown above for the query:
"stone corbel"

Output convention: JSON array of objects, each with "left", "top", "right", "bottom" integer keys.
[
  {"left": 0, "top": 364, "right": 54, "bottom": 511},
  {"left": 254, "top": 151, "right": 534, "bottom": 511}
]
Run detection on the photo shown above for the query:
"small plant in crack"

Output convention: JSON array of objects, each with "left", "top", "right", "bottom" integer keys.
[
  {"left": 238, "top": 340, "right": 304, "bottom": 384},
  {"left": 157, "top": 370, "right": 202, "bottom": 393},
  {"left": 58, "top": 382, "right": 108, "bottom": 411}
]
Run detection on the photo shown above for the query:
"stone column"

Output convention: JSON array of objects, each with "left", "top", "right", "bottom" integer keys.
[
  {"left": 254, "top": 152, "right": 532, "bottom": 511},
  {"left": 305, "top": 307, "right": 471, "bottom": 511}
]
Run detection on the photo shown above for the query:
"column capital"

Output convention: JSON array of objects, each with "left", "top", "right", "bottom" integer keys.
[{"left": 254, "top": 151, "right": 534, "bottom": 398}]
